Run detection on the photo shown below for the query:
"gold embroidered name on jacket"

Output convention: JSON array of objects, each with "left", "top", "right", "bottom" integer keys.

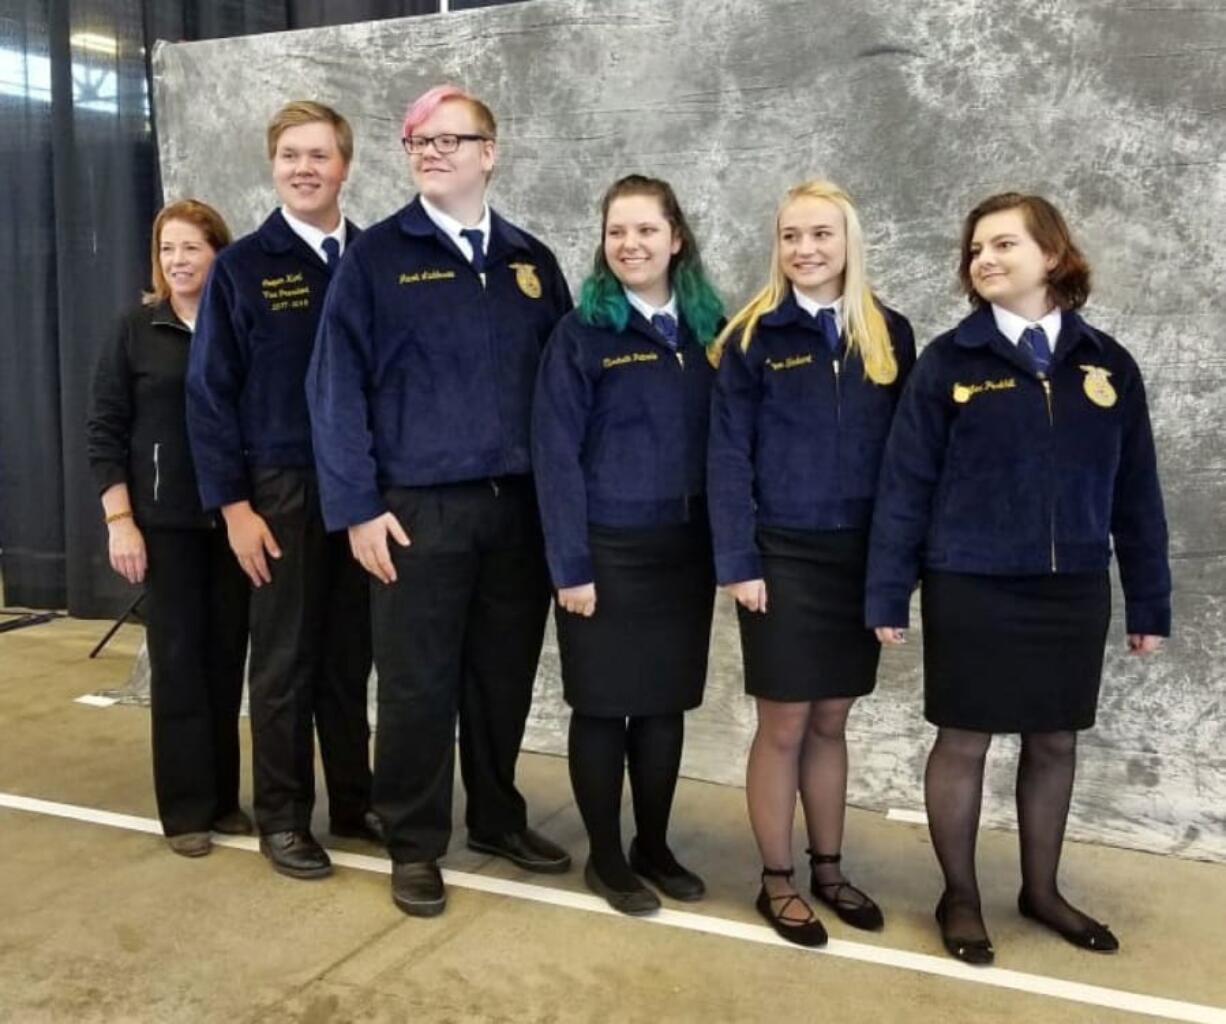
[
  {"left": 952, "top": 377, "right": 1016, "bottom": 404},
  {"left": 398, "top": 269, "right": 457, "bottom": 285},
  {"left": 766, "top": 354, "right": 814, "bottom": 371},
  {"left": 262, "top": 272, "right": 310, "bottom": 312},
  {"left": 602, "top": 352, "right": 660, "bottom": 370}
]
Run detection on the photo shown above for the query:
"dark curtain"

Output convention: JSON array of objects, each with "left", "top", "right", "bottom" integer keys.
[{"left": 0, "top": 0, "right": 516, "bottom": 617}]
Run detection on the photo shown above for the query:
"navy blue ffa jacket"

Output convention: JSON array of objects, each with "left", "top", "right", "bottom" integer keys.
[
  {"left": 707, "top": 294, "right": 917, "bottom": 585},
  {"left": 532, "top": 308, "right": 715, "bottom": 588},
  {"left": 186, "top": 209, "right": 362, "bottom": 511},
  {"left": 307, "top": 197, "right": 572, "bottom": 531},
  {"left": 865, "top": 304, "right": 1171, "bottom": 636}
]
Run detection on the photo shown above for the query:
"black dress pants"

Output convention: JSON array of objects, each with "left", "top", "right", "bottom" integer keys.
[
  {"left": 247, "top": 467, "right": 373, "bottom": 833},
  {"left": 144, "top": 526, "right": 249, "bottom": 836},
  {"left": 371, "top": 476, "right": 551, "bottom": 864}
]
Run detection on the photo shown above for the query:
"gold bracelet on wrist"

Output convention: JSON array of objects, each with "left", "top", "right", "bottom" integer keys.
[{"left": 105, "top": 509, "right": 134, "bottom": 525}]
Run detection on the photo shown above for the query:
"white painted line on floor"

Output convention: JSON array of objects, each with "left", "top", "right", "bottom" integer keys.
[
  {"left": 2, "top": 791, "right": 1223, "bottom": 1024},
  {"left": 74, "top": 694, "right": 119, "bottom": 707},
  {"left": 886, "top": 808, "right": 928, "bottom": 825}
]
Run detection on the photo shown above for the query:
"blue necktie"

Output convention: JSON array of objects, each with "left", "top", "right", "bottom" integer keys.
[
  {"left": 1021, "top": 324, "right": 1052, "bottom": 375},
  {"left": 815, "top": 307, "right": 841, "bottom": 354},
  {"left": 460, "top": 228, "right": 486, "bottom": 274},
  {"left": 651, "top": 312, "right": 679, "bottom": 349},
  {"left": 321, "top": 236, "right": 341, "bottom": 269}
]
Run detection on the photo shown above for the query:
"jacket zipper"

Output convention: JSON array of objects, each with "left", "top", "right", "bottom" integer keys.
[
  {"left": 832, "top": 357, "right": 842, "bottom": 425},
  {"left": 1040, "top": 377, "right": 1057, "bottom": 572},
  {"left": 153, "top": 442, "right": 162, "bottom": 503}
]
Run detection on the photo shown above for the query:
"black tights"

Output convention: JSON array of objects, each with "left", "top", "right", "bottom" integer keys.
[
  {"left": 926, "top": 727, "right": 1099, "bottom": 941},
  {"left": 568, "top": 712, "right": 684, "bottom": 889}
]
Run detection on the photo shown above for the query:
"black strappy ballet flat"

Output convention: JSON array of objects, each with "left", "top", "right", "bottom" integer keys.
[
  {"left": 756, "top": 866, "right": 828, "bottom": 948},
  {"left": 807, "top": 850, "right": 884, "bottom": 931}
]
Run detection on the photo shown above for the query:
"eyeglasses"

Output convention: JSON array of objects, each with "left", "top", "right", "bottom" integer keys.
[{"left": 401, "top": 133, "right": 490, "bottom": 155}]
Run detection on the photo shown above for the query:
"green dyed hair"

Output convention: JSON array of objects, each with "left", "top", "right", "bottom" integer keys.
[{"left": 576, "top": 175, "right": 724, "bottom": 346}]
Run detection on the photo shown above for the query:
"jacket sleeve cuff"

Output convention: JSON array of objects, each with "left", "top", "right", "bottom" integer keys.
[
  {"left": 91, "top": 461, "right": 128, "bottom": 496},
  {"left": 322, "top": 491, "right": 389, "bottom": 533},
  {"left": 549, "top": 552, "right": 595, "bottom": 591},
  {"left": 715, "top": 551, "right": 763, "bottom": 587},
  {"left": 199, "top": 476, "right": 252, "bottom": 512},
  {"left": 1124, "top": 599, "right": 1171, "bottom": 638},
  {"left": 865, "top": 590, "right": 911, "bottom": 630}
]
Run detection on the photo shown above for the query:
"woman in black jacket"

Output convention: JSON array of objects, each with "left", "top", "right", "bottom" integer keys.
[{"left": 87, "top": 199, "right": 250, "bottom": 857}]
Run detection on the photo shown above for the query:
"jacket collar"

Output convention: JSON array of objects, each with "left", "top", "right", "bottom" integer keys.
[
  {"left": 953, "top": 303, "right": 1103, "bottom": 374},
  {"left": 397, "top": 195, "right": 532, "bottom": 267},
  {"left": 625, "top": 306, "right": 699, "bottom": 354},
  {"left": 149, "top": 299, "right": 190, "bottom": 333},
  {"left": 759, "top": 291, "right": 803, "bottom": 329},
  {"left": 256, "top": 208, "right": 362, "bottom": 271}
]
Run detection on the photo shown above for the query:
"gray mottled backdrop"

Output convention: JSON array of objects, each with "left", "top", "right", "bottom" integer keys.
[{"left": 152, "top": 0, "right": 1225, "bottom": 861}]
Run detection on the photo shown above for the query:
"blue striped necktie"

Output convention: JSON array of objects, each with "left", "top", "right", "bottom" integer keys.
[
  {"left": 1021, "top": 324, "right": 1052, "bottom": 375},
  {"left": 651, "top": 312, "right": 679, "bottom": 349}
]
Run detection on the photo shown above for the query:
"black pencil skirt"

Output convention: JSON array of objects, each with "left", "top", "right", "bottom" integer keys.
[
  {"left": 555, "top": 518, "right": 715, "bottom": 717},
  {"left": 921, "top": 570, "right": 1111, "bottom": 733},
  {"left": 737, "top": 527, "right": 881, "bottom": 702}
]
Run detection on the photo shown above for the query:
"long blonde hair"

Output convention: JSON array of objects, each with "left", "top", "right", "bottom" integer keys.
[{"left": 713, "top": 180, "right": 897, "bottom": 384}]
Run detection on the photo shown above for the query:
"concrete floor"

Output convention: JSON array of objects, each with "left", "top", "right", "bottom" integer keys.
[{"left": 0, "top": 617, "right": 1222, "bottom": 1023}]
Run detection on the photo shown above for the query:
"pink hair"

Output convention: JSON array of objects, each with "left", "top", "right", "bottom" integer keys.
[{"left": 402, "top": 84, "right": 493, "bottom": 139}]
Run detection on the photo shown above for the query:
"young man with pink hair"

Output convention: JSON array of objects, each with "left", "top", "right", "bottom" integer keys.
[{"left": 308, "top": 85, "right": 573, "bottom": 916}]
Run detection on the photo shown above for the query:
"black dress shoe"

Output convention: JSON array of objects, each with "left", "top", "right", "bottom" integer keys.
[
  {"left": 392, "top": 861, "right": 446, "bottom": 917},
  {"left": 935, "top": 892, "right": 994, "bottom": 965},
  {"left": 467, "top": 828, "right": 572, "bottom": 874},
  {"left": 628, "top": 838, "right": 706, "bottom": 901},
  {"left": 259, "top": 830, "right": 332, "bottom": 880},
  {"left": 331, "top": 810, "right": 385, "bottom": 843},
  {"left": 807, "top": 850, "right": 884, "bottom": 931},
  {"left": 584, "top": 860, "right": 661, "bottom": 916},
  {"left": 756, "top": 867, "right": 828, "bottom": 948},
  {"left": 1018, "top": 890, "right": 1119, "bottom": 953}
]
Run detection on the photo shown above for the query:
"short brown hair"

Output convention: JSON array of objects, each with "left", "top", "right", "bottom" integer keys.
[
  {"left": 144, "top": 199, "right": 231, "bottom": 306},
  {"left": 266, "top": 100, "right": 354, "bottom": 164},
  {"left": 958, "top": 192, "right": 1091, "bottom": 310}
]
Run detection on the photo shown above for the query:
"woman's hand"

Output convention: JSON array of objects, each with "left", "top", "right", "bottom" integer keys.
[
  {"left": 1127, "top": 634, "right": 1163, "bottom": 655},
  {"left": 725, "top": 579, "right": 768, "bottom": 613},
  {"left": 108, "top": 519, "right": 147, "bottom": 584},
  {"left": 558, "top": 583, "right": 597, "bottom": 617},
  {"left": 875, "top": 627, "right": 907, "bottom": 646},
  {"left": 348, "top": 512, "right": 411, "bottom": 585},
  {"left": 221, "top": 501, "right": 282, "bottom": 587}
]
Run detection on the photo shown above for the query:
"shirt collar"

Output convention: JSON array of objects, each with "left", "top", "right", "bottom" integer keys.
[
  {"left": 419, "top": 194, "right": 492, "bottom": 253},
  {"left": 280, "top": 205, "right": 346, "bottom": 258},
  {"left": 991, "top": 303, "right": 1062, "bottom": 347},
  {"left": 792, "top": 286, "right": 843, "bottom": 326},
  {"left": 624, "top": 287, "right": 677, "bottom": 324}
]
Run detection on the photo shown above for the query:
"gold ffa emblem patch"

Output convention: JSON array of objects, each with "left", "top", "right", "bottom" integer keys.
[
  {"left": 1079, "top": 365, "right": 1117, "bottom": 408},
  {"left": 509, "top": 262, "right": 542, "bottom": 299}
]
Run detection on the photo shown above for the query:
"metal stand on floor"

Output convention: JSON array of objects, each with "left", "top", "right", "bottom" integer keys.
[
  {"left": 0, "top": 610, "right": 61, "bottom": 634},
  {"left": 88, "top": 592, "right": 145, "bottom": 659}
]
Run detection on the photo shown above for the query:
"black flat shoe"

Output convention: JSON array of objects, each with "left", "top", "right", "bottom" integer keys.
[
  {"left": 392, "top": 861, "right": 446, "bottom": 917},
  {"left": 629, "top": 838, "right": 706, "bottom": 902},
  {"left": 1018, "top": 890, "right": 1119, "bottom": 953},
  {"left": 259, "top": 830, "right": 332, "bottom": 880},
  {"left": 935, "top": 892, "right": 994, "bottom": 965},
  {"left": 468, "top": 828, "right": 572, "bottom": 874},
  {"left": 807, "top": 850, "right": 884, "bottom": 931},
  {"left": 584, "top": 860, "right": 660, "bottom": 916},
  {"left": 331, "top": 810, "right": 385, "bottom": 843},
  {"left": 756, "top": 867, "right": 828, "bottom": 948}
]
